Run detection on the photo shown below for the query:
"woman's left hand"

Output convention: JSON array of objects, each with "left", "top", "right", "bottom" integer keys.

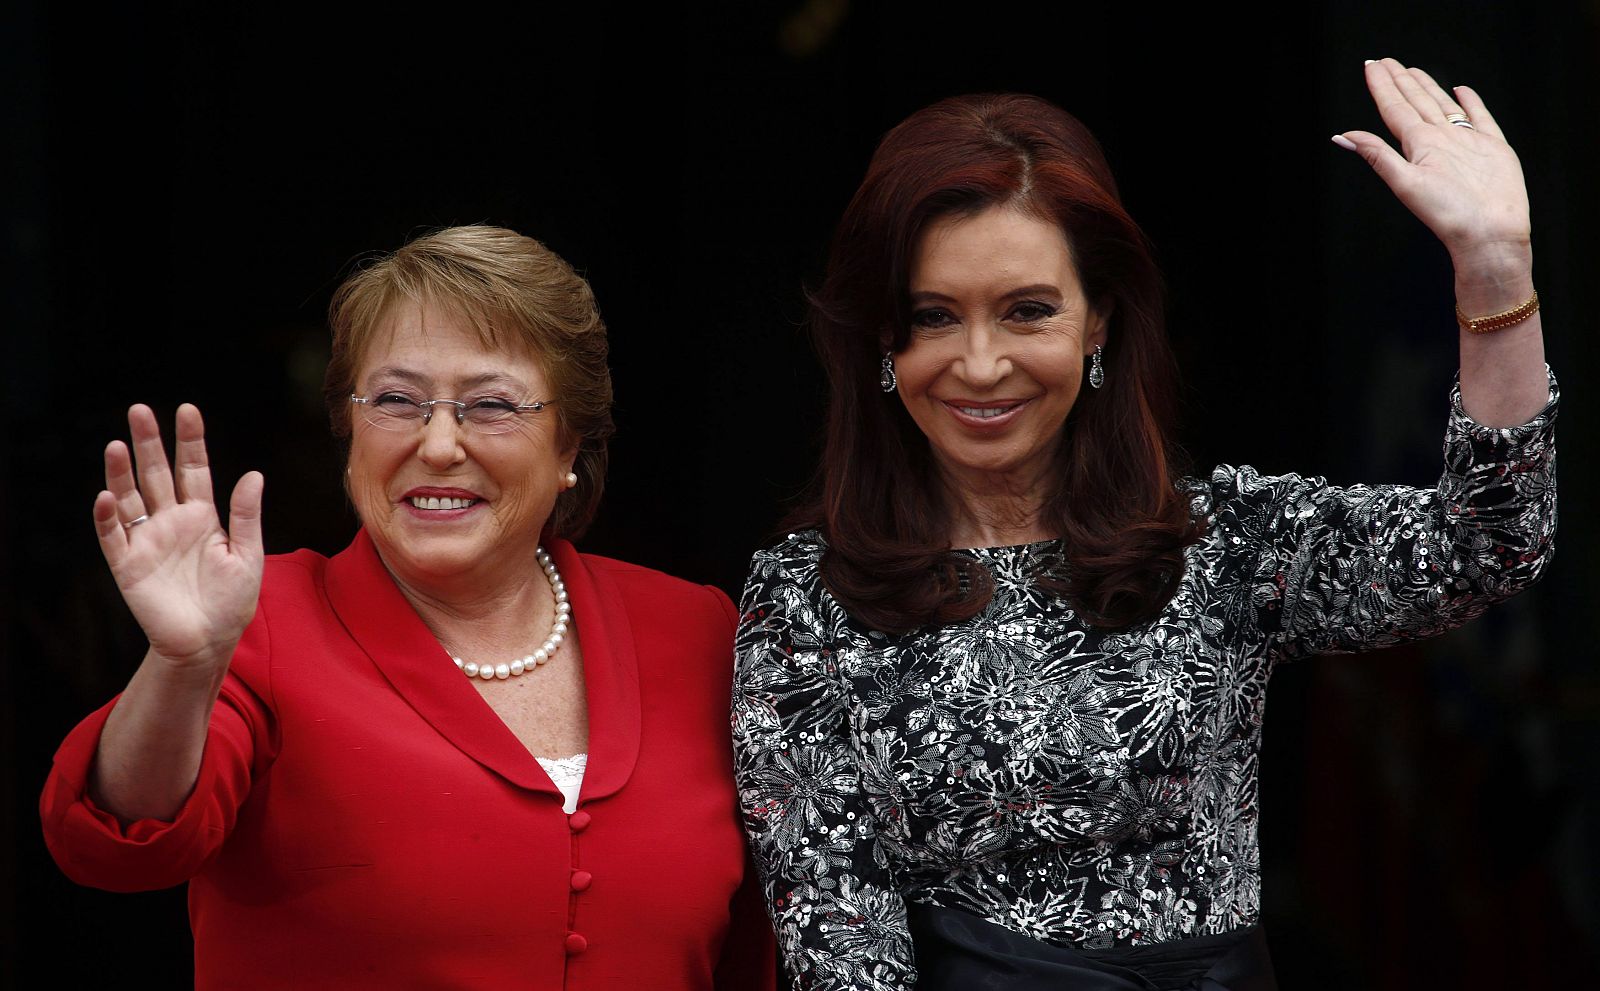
[{"left": 1334, "top": 58, "right": 1530, "bottom": 274}]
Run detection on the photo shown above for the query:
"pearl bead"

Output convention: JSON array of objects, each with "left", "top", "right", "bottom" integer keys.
[{"left": 449, "top": 545, "right": 571, "bottom": 681}]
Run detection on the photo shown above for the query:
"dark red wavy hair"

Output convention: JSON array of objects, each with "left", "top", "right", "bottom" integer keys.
[{"left": 796, "top": 93, "right": 1201, "bottom": 632}]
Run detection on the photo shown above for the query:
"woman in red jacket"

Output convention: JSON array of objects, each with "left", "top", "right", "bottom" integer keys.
[{"left": 41, "top": 225, "right": 775, "bottom": 989}]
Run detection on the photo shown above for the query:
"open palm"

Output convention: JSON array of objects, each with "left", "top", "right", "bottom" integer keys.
[{"left": 92, "top": 404, "right": 265, "bottom": 668}]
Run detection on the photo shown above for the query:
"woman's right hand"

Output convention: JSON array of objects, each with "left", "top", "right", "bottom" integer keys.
[{"left": 92, "top": 403, "right": 265, "bottom": 671}]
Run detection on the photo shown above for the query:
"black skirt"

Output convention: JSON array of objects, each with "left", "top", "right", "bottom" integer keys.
[{"left": 907, "top": 904, "right": 1278, "bottom": 991}]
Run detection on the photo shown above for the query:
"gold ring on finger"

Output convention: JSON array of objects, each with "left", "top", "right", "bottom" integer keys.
[{"left": 1444, "top": 113, "right": 1474, "bottom": 129}]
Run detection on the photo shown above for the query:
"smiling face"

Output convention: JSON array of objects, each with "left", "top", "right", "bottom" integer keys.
[
  {"left": 347, "top": 301, "right": 575, "bottom": 592},
  {"left": 896, "top": 202, "right": 1108, "bottom": 496}
]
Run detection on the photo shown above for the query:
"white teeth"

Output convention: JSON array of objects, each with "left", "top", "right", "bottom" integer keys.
[
  {"left": 957, "top": 405, "right": 1017, "bottom": 419},
  {"left": 410, "top": 496, "right": 475, "bottom": 510}
]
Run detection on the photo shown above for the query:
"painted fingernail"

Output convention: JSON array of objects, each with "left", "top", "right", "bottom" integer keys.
[
  {"left": 1364, "top": 59, "right": 1377, "bottom": 65},
  {"left": 1331, "top": 134, "right": 1358, "bottom": 152}
]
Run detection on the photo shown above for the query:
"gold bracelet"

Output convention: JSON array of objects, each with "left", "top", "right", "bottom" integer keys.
[{"left": 1456, "top": 289, "right": 1539, "bottom": 334}]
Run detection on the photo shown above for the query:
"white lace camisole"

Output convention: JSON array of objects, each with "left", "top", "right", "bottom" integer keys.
[{"left": 535, "top": 753, "right": 588, "bottom": 814}]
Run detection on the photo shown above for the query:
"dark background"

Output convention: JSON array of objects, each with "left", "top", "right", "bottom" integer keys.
[{"left": 6, "top": 1, "right": 1597, "bottom": 987}]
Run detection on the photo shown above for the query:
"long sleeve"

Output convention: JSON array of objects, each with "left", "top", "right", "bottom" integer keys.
[
  {"left": 733, "top": 541, "right": 918, "bottom": 991},
  {"left": 39, "top": 609, "right": 276, "bottom": 892},
  {"left": 1207, "top": 370, "right": 1558, "bottom": 660}
]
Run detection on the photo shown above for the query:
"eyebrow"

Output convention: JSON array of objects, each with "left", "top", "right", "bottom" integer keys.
[
  {"left": 909, "top": 283, "right": 1064, "bottom": 304},
  {"left": 364, "top": 367, "right": 531, "bottom": 392}
]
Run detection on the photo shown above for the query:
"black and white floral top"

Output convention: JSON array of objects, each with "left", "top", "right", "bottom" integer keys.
[{"left": 733, "top": 377, "right": 1558, "bottom": 991}]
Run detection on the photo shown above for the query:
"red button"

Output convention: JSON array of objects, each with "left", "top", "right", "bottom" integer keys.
[
  {"left": 568, "top": 810, "right": 592, "bottom": 832},
  {"left": 565, "top": 932, "right": 587, "bottom": 955},
  {"left": 570, "top": 869, "right": 593, "bottom": 892}
]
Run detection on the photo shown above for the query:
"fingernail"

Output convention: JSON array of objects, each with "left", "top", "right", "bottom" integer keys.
[
  {"left": 1364, "top": 59, "right": 1377, "bottom": 65},
  {"left": 1331, "top": 134, "right": 1358, "bottom": 152}
]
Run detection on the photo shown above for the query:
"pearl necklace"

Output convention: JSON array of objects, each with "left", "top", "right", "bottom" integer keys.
[{"left": 450, "top": 546, "right": 571, "bottom": 680}]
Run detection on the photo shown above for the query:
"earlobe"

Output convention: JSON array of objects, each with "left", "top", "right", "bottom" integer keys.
[{"left": 1087, "top": 299, "right": 1113, "bottom": 353}]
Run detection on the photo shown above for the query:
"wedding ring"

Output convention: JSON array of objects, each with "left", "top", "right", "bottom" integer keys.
[
  {"left": 1444, "top": 113, "right": 1474, "bottom": 129},
  {"left": 123, "top": 514, "right": 150, "bottom": 529}
]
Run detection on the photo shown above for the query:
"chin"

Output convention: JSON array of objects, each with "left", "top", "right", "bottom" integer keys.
[
  {"left": 381, "top": 535, "right": 490, "bottom": 581},
  {"left": 942, "top": 447, "right": 1048, "bottom": 479}
]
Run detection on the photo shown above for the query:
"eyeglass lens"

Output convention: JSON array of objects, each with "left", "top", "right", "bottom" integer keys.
[{"left": 356, "top": 395, "right": 530, "bottom": 434}]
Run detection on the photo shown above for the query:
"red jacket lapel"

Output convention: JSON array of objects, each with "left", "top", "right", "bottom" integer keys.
[
  {"left": 549, "top": 540, "right": 641, "bottom": 804},
  {"left": 323, "top": 530, "right": 557, "bottom": 796}
]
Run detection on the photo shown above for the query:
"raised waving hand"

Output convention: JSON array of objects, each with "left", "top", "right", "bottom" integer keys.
[
  {"left": 1333, "top": 58, "right": 1546, "bottom": 429},
  {"left": 1332, "top": 58, "right": 1529, "bottom": 261},
  {"left": 92, "top": 403, "right": 265, "bottom": 670}
]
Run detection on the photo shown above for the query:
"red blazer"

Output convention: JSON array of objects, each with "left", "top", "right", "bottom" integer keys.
[{"left": 41, "top": 531, "right": 775, "bottom": 990}]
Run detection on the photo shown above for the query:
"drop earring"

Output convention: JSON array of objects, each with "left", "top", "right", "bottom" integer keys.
[
  {"left": 880, "top": 351, "right": 897, "bottom": 393},
  {"left": 1088, "top": 344, "right": 1105, "bottom": 389}
]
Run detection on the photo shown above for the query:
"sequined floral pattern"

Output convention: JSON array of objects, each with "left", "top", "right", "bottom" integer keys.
[{"left": 733, "top": 378, "right": 1557, "bottom": 990}]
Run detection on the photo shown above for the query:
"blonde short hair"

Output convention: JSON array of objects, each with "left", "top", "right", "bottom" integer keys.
[{"left": 325, "top": 225, "right": 614, "bottom": 538}]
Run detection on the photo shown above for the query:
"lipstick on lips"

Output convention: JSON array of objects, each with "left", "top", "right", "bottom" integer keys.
[
  {"left": 942, "top": 398, "right": 1031, "bottom": 428},
  {"left": 401, "top": 485, "right": 484, "bottom": 518}
]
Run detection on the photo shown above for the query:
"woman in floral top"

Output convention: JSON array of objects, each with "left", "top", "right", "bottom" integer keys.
[{"left": 733, "top": 62, "right": 1554, "bottom": 990}]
